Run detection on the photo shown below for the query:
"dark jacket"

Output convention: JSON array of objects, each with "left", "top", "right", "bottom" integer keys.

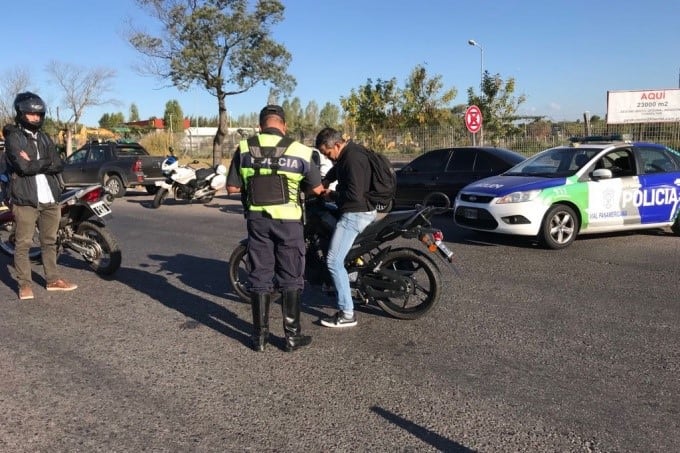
[
  {"left": 3, "top": 124, "right": 64, "bottom": 207},
  {"left": 324, "top": 141, "right": 372, "bottom": 213}
]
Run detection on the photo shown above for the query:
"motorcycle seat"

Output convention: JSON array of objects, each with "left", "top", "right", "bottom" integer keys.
[
  {"left": 195, "top": 168, "right": 215, "bottom": 181},
  {"left": 358, "top": 209, "right": 417, "bottom": 242}
]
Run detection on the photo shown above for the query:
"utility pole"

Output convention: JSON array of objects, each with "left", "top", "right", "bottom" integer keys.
[{"left": 468, "top": 39, "right": 485, "bottom": 146}]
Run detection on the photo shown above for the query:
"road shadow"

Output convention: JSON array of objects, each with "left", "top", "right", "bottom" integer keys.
[
  {"left": 370, "top": 406, "right": 476, "bottom": 452},
  {"left": 124, "top": 252, "right": 350, "bottom": 350},
  {"left": 113, "top": 254, "right": 253, "bottom": 349},
  {"left": 0, "top": 257, "right": 18, "bottom": 292}
]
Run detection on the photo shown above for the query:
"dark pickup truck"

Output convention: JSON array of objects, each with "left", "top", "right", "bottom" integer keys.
[{"left": 61, "top": 141, "right": 166, "bottom": 197}]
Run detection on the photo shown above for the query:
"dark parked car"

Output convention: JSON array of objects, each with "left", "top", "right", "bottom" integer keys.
[
  {"left": 393, "top": 146, "right": 525, "bottom": 208},
  {"left": 61, "top": 141, "right": 166, "bottom": 197}
]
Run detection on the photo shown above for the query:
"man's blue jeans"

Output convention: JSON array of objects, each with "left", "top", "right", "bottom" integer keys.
[{"left": 326, "top": 210, "right": 377, "bottom": 316}]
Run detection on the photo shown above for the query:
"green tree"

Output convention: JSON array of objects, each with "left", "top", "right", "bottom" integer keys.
[
  {"left": 129, "top": 0, "right": 295, "bottom": 165},
  {"left": 282, "top": 97, "right": 304, "bottom": 141},
  {"left": 400, "top": 64, "right": 457, "bottom": 127},
  {"left": 129, "top": 103, "right": 140, "bottom": 122},
  {"left": 340, "top": 77, "right": 398, "bottom": 145},
  {"left": 163, "top": 100, "right": 184, "bottom": 132},
  {"left": 99, "top": 112, "right": 125, "bottom": 129},
  {"left": 467, "top": 70, "right": 526, "bottom": 145},
  {"left": 318, "top": 102, "right": 341, "bottom": 129},
  {"left": 303, "top": 100, "right": 319, "bottom": 137}
]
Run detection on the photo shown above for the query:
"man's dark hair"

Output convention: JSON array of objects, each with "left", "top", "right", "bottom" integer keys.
[
  {"left": 259, "top": 105, "right": 285, "bottom": 126},
  {"left": 315, "top": 127, "right": 344, "bottom": 149}
]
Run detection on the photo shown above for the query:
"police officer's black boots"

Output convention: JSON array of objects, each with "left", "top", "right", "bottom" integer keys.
[
  {"left": 251, "top": 292, "right": 270, "bottom": 352},
  {"left": 281, "top": 289, "right": 312, "bottom": 352}
]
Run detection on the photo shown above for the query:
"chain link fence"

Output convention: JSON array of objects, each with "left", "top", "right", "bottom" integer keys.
[
  {"left": 361, "top": 122, "right": 680, "bottom": 161},
  {"left": 176, "top": 122, "right": 680, "bottom": 163}
]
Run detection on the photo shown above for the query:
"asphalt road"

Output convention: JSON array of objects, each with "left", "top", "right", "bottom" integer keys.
[{"left": 1, "top": 191, "right": 678, "bottom": 452}]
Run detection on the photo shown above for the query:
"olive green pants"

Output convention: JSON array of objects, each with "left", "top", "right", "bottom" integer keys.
[{"left": 13, "top": 203, "right": 61, "bottom": 287}]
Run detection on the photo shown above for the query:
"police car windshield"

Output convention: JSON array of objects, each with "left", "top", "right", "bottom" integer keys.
[{"left": 505, "top": 147, "right": 601, "bottom": 177}]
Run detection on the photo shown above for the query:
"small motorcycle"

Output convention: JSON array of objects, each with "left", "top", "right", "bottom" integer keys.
[
  {"left": 228, "top": 193, "right": 457, "bottom": 320},
  {"left": 151, "top": 156, "right": 227, "bottom": 208},
  {"left": 0, "top": 184, "right": 121, "bottom": 275}
]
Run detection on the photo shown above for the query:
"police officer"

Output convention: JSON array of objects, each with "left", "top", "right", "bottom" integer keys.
[{"left": 226, "top": 105, "right": 324, "bottom": 352}]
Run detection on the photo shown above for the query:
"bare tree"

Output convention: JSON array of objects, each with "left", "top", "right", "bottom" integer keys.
[
  {"left": 128, "top": 0, "right": 295, "bottom": 165},
  {"left": 46, "top": 60, "right": 117, "bottom": 155},
  {"left": 0, "top": 67, "right": 32, "bottom": 126}
]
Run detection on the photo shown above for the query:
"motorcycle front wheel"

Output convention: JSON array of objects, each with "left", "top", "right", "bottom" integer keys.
[
  {"left": 228, "top": 243, "right": 251, "bottom": 302},
  {"left": 371, "top": 248, "right": 442, "bottom": 320},
  {"left": 0, "top": 220, "right": 42, "bottom": 261},
  {"left": 76, "top": 221, "right": 122, "bottom": 275},
  {"left": 151, "top": 188, "right": 169, "bottom": 209}
]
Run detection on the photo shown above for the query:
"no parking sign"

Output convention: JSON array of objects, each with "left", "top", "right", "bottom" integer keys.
[{"left": 465, "top": 105, "right": 482, "bottom": 134}]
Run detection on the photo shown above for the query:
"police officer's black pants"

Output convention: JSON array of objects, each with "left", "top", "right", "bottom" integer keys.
[
  {"left": 246, "top": 215, "right": 305, "bottom": 293},
  {"left": 246, "top": 215, "right": 309, "bottom": 351}
]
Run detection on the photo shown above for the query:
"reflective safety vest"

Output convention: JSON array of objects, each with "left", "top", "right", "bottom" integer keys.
[{"left": 238, "top": 134, "right": 312, "bottom": 220}]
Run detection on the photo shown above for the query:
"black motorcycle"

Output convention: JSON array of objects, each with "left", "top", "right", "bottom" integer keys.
[
  {"left": 228, "top": 193, "right": 457, "bottom": 320},
  {"left": 0, "top": 184, "right": 121, "bottom": 275}
]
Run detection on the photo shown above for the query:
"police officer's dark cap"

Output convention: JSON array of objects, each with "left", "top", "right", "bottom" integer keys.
[{"left": 259, "top": 105, "right": 285, "bottom": 124}]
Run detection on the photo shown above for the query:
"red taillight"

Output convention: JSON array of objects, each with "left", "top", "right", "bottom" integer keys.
[
  {"left": 133, "top": 159, "right": 144, "bottom": 182},
  {"left": 432, "top": 230, "right": 444, "bottom": 242},
  {"left": 82, "top": 187, "right": 103, "bottom": 203}
]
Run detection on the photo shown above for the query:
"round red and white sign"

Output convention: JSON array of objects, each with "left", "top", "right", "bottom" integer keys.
[{"left": 465, "top": 105, "right": 482, "bottom": 134}]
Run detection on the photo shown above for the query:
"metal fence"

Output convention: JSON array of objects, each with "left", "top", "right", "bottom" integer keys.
[
  {"left": 180, "top": 121, "right": 680, "bottom": 162},
  {"left": 364, "top": 121, "right": 680, "bottom": 160}
]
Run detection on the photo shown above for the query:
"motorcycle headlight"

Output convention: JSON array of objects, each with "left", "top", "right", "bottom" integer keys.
[{"left": 495, "top": 189, "right": 541, "bottom": 204}]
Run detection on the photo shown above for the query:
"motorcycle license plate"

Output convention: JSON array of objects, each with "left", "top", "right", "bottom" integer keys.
[{"left": 91, "top": 201, "right": 112, "bottom": 218}]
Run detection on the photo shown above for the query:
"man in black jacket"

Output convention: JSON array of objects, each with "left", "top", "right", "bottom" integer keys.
[
  {"left": 315, "top": 128, "right": 377, "bottom": 328},
  {"left": 4, "top": 92, "right": 77, "bottom": 300}
]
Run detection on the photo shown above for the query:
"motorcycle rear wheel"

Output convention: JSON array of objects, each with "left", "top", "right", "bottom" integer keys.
[
  {"left": 371, "top": 248, "right": 442, "bottom": 319},
  {"left": 151, "top": 188, "right": 169, "bottom": 209},
  {"left": 199, "top": 194, "right": 214, "bottom": 204},
  {"left": 0, "top": 220, "right": 42, "bottom": 261},
  {"left": 76, "top": 221, "right": 122, "bottom": 275},
  {"left": 228, "top": 243, "right": 251, "bottom": 302}
]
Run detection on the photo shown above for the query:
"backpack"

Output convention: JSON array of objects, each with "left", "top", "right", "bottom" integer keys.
[{"left": 362, "top": 147, "right": 396, "bottom": 211}]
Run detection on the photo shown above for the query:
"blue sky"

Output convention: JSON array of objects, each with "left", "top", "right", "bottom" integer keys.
[{"left": 4, "top": 0, "right": 680, "bottom": 126}]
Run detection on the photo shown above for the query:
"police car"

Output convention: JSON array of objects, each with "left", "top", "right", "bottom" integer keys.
[{"left": 453, "top": 135, "right": 680, "bottom": 249}]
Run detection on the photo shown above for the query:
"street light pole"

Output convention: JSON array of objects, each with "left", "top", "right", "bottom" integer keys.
[
  {"left": 468, "top": 39, "right": 484, "bottom": 91},
  {"left": 468, "top": 39, "right": 484, "bottom": 145}
]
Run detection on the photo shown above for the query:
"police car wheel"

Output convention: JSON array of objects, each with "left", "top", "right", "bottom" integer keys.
[{"left": 539, "top": 204, "right": 578, "bottom": 250}]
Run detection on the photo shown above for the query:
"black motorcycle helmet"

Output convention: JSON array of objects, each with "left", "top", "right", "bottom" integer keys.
[{"left": 14, "top": 91, "right": 46, "bottom": 132}]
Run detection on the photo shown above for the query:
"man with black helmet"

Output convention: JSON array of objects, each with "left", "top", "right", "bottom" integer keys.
[
  {"left": 226, "top": 104, "right": 325, "bottom": 352},
  {"left": 3, "top": 92, "right": 77, "bottom": 300}
]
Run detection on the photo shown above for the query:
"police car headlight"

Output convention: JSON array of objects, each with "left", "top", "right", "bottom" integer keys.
[{"left": 496, "top": 189, "right": 541, "bottom": 204}]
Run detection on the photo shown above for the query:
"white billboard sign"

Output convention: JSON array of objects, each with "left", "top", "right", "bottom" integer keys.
[{"left": 607, "top": 89, "right": 680, "bottom": 124}]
